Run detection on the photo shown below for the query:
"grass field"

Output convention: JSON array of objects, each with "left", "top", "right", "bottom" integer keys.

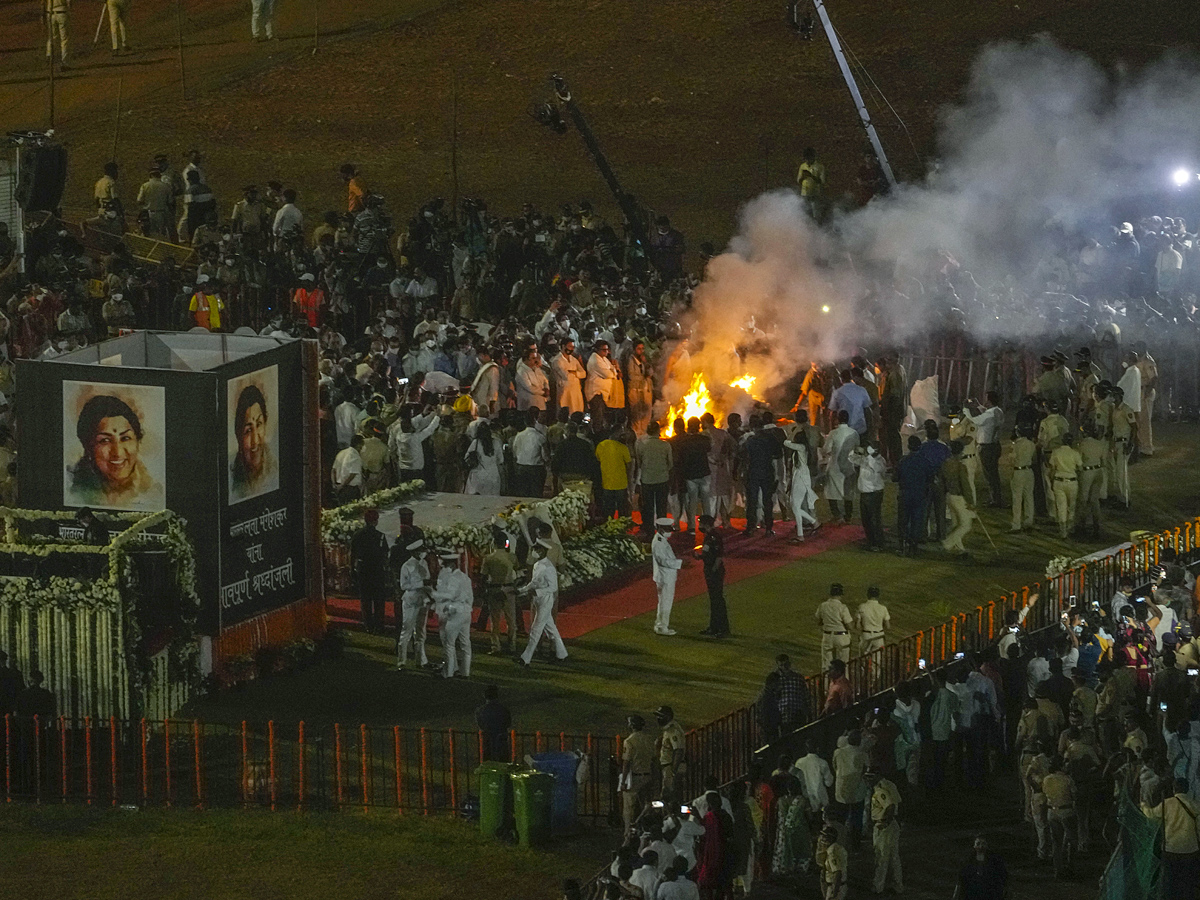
[
  {"left": 4, "top": 0, "right": 1199, "bottom": 251},
  {"left": 0, "top": 803, "right": 606, "bottom": 900},
  {"left": 185, "top": 423, "right": 1200, "bottom": 736}
]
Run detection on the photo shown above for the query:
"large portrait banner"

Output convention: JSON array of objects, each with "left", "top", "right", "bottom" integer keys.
[{"left": 62, "top": 380, "right": 166, "bottom": 511}]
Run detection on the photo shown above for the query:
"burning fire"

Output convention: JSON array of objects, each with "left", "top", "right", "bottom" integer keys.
[
  {"left": 730, "top": 375, "right": 758, "bottom": 396},
  {"left": 664, "top": 374, "right": 713, "bottom": 437}
]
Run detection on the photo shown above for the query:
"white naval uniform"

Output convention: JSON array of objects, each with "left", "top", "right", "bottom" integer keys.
[
  {"left": 520, "top": 556, "right": 568, "bottom": 664},
  {"left": 651, "top": 532, "right": 683, "bottom": 634},
  {"left": 396, "top": 557, "right": 431, "bottom": 667},
  {"left": 432, "top": 567, "right": 473, "bottom": 677}
]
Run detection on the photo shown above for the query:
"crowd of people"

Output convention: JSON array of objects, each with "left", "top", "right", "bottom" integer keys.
[{"left": 577, "top": 552, "right": 1199, "bottom": 899}]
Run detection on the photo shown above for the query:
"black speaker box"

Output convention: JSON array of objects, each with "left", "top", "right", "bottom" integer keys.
[{"left": 15, "top": 143, "right": 68, "bottom": 212}]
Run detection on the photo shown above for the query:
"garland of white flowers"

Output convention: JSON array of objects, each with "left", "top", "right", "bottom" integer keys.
[
  {"left": 0, "top": 508, "right": 201, "bottom": 718},
  {"left": 320, "top": 480, "right": 428, "bottom": 547}
]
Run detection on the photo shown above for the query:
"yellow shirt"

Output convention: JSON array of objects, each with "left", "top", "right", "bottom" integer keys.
[
  {"left": 595, "top": 439, "right": 631, "bottom": 491},
  {"left": 659, "top": 720, "right": 685, "bottom": 767},
  {"left": 622, "top": 730, "right": 656, "bottom": 778},
  {"left": 1011, "top": 437, "right": 1036, "bottom": 468},
  {"left": 1049, "top": 445, "right": 1082, "bottom": 479},
  {"left": 1042, "top": 771, "right": 1075, "bottom": 808},
  {"left": 797, "top": 161, "right": 827, "bottom": 197},
  {"left": 823, "top": 842, "right": 848, "bottom": 880},
  {"left": 870, "top": 778, "right": 901, "bottom": 824},
  {"left": 1142, "top": 795, "right": 1200, "bottom": 854}
]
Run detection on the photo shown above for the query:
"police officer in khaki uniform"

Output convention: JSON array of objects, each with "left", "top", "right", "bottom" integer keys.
[
  {"left": 815, "top": 583, "right": 853, "bottom": 668},
  {"left": 620, "top": 714, "right": 656, "bottom": 836},
  {"left": 1048, "top": 433, "right": 1082, "bottom": 539},
  {"left": 655, "top": 705, "right": 685, "bottom": 798},
  {"left": 1041, "top": 757, "right": 1077, "bottom": 877},
  {"left": 1109, "top": 386, "right": 1136, "bottom": 508},
  {"left": 1091, "top": 381, "right": 1115, "bottom": 500},
  {"left": 1009, "top": 425, "right": 1037, "bottom": 533},
  {"left": 949, "top": 411, "right": 979, "bottom": 508},
  {"left": 1024, "top": 742, "right": 1053, "bottom": 860},
  {"left": 1037, "top": 400, "right": 1069, "bottom": 507},
  {"left": 855, "top": 586, "right": 890, "bottom": 657},
  {"left": 1032, "top": 355, "right": 1070, "bottom": 409},
  {"left": 1076, "top": 424, "right": 1107, "bottom": 539},
  {"left": 46, "top": 0, "right": 71, "bottom": 66}
]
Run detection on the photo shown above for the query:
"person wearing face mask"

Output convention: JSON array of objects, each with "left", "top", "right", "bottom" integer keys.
[
  {"left": 850, "top": 440, "right": 888, "bottom": 550},
  {"left": 514, "top": 347, "right": 550, "bottom": 412},
  {"left": 550, "top": 339, "right": 586, "bottom": 416}
]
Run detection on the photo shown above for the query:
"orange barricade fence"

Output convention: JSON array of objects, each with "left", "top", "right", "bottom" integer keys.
[{"left": 3, "top": 517, "right": 1195, "bottom": 819}]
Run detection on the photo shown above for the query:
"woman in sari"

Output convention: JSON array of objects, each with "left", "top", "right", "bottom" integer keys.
[{"left": 695, "top": 790, "right": 728, "bottom": 899}]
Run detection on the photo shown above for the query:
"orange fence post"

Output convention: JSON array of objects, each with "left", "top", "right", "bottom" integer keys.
[
  {"left": 448, "top": 728, "right": 457, "bottom": 811},
  {"left": 33, "top": 715, "right": 41, "bottom": 804},
  {"left": 394, "top": 726, "right": 402, "bottom": 811},
  {"left": 536, "top": 730, "right": 543, "bottom": 753},
  {"left": 193, "top": 721, "right": 202, "bottom": 809},
  {"left": 5, "top": 714, "right": 10, "bottom": 803},
  {"left": 164, "top": 719, "right": 171, "bottom": 808},
  {"left": 268, "top": 720, "right": 277, "bottom": 812},
  {"left": 140, "top": 718, "right": 148, "bottom": 805},
  {"left": 360, "top": 724, "right": 369, "bottom": 813},
  {"left": 509, "top": 729, "right": 516, "bottom": 763},
  {"left": 85, "top": 717, "right": 93, "bottom": 805},
  {"left": 586, "top": 733, "right": 595, "bottom": 815},
  {"left": 240, "top": 720, "right": 249, "bottom": 807},
  {"left": 420, "top": 727, "right": 429, "bottom": 815},
  {"left": 298, "top": 722, "right": 306, "bottom": 811},
  {"left": 334, "top": 723, "right": 344, "bottom": 808},
  {"left": 59, "top": 716, "right": 67, "bottom": 802}
]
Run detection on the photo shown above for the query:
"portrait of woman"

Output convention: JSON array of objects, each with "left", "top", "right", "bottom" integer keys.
[
  {"left": 64, "top": 386, "right": 166, "bottom": 511},
  {"left": 228, "top": 365, "right": 279, "bottom": 503}
]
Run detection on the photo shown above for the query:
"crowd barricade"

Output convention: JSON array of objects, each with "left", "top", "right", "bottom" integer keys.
[
  {"left": 0, "top": 716, "right": 621, "bottom": 820},
  {"left": 1098, "top": 789, "right": 1161, "bottom": 900}
]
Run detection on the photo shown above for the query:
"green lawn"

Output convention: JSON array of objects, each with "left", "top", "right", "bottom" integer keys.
[
  {"left": 184, "top": 424, "right": 1200, "bottom": 737},
  {"left": 0, "top": 804, "right": 605, "bottom": 900}
]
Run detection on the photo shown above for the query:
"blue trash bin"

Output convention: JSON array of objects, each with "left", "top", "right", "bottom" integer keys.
[{"left": 530, "top": 751, "right": 578, "bottom": 832}]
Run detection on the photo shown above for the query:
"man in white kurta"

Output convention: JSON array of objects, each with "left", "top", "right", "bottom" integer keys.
[
  {"left": 783, "top": 437, "right": 819, "bottom": 542},
  {"left": 584, "top": 342, "right": 619, "bottom": 420},
  {"left": 550, "top": 342, "right": 587, "bottom": 415},
  {"left": 432, "top": 552, "right": 473, "bottom": 678},
  {"left": 822, "top": 412, "right": 860, "bottom": 522},
  {"left": 396, "top": 540, "right": 431, "bottom": 669},
  {"left": 651, "top": 518, "right": 683, "bottom": 636},
  {"left": 514, "top": 350, "right": 550, "bottom": 411},
  {"left": 518, "top": 540, "right": 569, "bottom": 666}
]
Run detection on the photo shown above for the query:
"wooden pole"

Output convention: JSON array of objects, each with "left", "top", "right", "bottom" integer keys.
[
  {"left": 176, "top": 0, "right": 187, "bottom": 102},
  {"left": 94, "top": 3, "right": 108, "bottom": 47},
  {"left": 450, "top": 71, "right": 459, "bottom": 224},
  {"left": 312, "top": 0, "right": 320, "bottom": 55},
  {"left": 47, "top": 10, "right": 55, "bottom": 130},
  {"left": 111, "top": 75, "right": 124, "bottom": 163}
]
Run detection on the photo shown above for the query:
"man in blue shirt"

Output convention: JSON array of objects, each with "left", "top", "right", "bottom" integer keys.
[
  {"left": 828, "top": 368, "right": 873, "bottom": 436},
  {"left": 916, "top": 420, "right": 951, "bottom": 542},
  {"left": 894, "top": 435, "right": 931, "bottom": 556}
]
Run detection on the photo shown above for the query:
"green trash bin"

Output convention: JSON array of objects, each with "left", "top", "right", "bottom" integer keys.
[
  {"left": 511, "top": 770, "right": 554, "bottom": 848},
  {"left": 477, "top": 762, "right": 522, "bottom": 838}
]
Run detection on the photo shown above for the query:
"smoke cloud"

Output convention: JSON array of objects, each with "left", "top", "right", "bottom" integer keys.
[{"left": 685, "top": 38, "right": 1200, "bottom": 398}]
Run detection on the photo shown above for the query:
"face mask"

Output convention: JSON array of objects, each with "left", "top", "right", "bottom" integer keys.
[
  {"left": 223, "top": 233, "right": 232, "bottom": 241},
  {"left": 377, "top": 262, "right": 388, "bottom": 269},
  {"left": 225, "top": 259, "right": 235, "bottom": 266},
  {"left": 636, "top": 306, "right": 647, "bottom": 315},
  {"left": 425, "top": 340, "right": 435, "bottom": 349},
  {"left": 559, "top": 320, "right": 569, "bottom": 330}
]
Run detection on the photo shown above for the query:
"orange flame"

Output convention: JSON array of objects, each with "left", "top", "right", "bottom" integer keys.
[
  {"left": 664, "top": 374, "right": 713, "bottom": 437},
  {"left": 730, "top": 375, "right": 760, "bottom": 398}
]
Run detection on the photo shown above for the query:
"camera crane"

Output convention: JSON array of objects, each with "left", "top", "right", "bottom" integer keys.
[
  {"left": 532, "top": 75, "right": 650, "bottom": 251},
  {"left": 808, "top": 0, "right": 897, "bottom": 188}
]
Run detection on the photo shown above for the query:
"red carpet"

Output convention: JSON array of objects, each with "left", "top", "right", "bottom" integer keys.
[{"left": 326, "top": 521, "right": 865, "bottom": 639}]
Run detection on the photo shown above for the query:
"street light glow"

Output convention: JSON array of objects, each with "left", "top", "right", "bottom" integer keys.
[{"left": 1172, "top": 167, "right": 1191, "bottom": 187}]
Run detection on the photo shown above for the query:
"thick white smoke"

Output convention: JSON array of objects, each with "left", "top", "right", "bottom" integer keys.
[{"left": 686, "top": 38, "right": 1200, "bottom": 398}]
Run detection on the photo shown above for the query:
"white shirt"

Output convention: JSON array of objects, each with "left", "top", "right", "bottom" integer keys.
[
  {"left": 585, "top": 352, "right": 619, "bottom": 404},
  {"left": 514, "top": 360, "right": 549, "bottom": 410},
  {"left": 331, "top": 447, "right": 362, "bottom": 488},
  {"left": 1117, "top": 364, "right": 1142, "bottom": 413},
  {"left": 272, "top": 203, "right": 303, "bottom": 236},
  {"left": 651, "top": 532, "right": 682, "bottom": 584},
  {"left": 668, "top": 818, "right": 706, "bottom": 870},
  {"left": 406, "top": 276, "right": 439, "bottom": 300},
  {"left": 432, "top": 567, "right": 473, "bottom": 617},
  {"left": 792, "top": 752, "right": 833, "bottom": 810},
  {"left": 657, "top": 877, "right": 700, "bottom": 900},
  {"left": 512, "top": 427, "right": 549, "bottom": 466},
  {"left": 527, "top": 555, "right": 559, "bottom": 603},
  {"left": 644, "top": 839, "right": 677, "bottom": 876},
  {"left": 967, "top": 406, "right": 1003, "bottom": 444},
  {"left": 389, "top": 416, "right": 440, "bottom": 471},
  {"left": 334, "top": 401, "right": 360, "bottom": 449},
  {"left": 853, "top": 450, "right": 887, "bottom": 493},
  {"left": 550, "top": 351, "right": 587, "bottom": 411},
  {"left": 1026, "top": 656, "right": 1051, "bottom": 698},
  {"left": 399, "top": 557, "right": 430, "bottom": 597},
  {"left": 629, "top": 865, "right": 661, "bottom": 900}
]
